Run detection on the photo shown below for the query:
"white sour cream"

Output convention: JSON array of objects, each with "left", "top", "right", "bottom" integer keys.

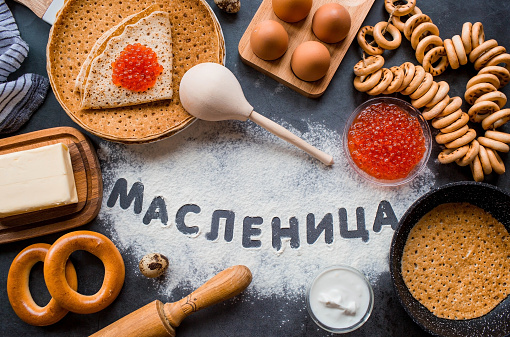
[{"left": 308, "top": 266, "right": 373, "bottom": 332}]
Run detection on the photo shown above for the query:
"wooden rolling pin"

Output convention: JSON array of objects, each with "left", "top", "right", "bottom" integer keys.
[{"left": 91, "top": 265, "right": 252, "bottom": 337}]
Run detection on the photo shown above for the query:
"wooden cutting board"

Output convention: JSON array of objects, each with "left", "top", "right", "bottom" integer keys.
[
  {"left": 238, "top": 0, "right": 376, "bottom": 98},
  {"left": 0, "top": 127, "right": 103, "bottom": 244}
]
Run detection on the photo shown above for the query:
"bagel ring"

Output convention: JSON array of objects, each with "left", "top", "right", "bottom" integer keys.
[
  {"left": 438, "top": 145, "right": 469, "bottom": 164},
  {"left": 7, "top": 243, "right": 78, "bottom": 326},
  {"left": 422, "top": 46, "right": 449, "bottom": 76},
  {"left": 461, "top": 22, "right": 473, "bottom": 55},
  {"left": 385, "top": 0, "right": 416, "bottom": 16},
  {"left": 471, "top": 22, "right": 485, "bottom": 49},
  {"left": 44, "top": 231, "right": 125, "bottom": 314},
  {"left": 456, "top": 139, "right": 480, "bottom": 166},
  {"left": 353, "top": 55, "right": 384, "bottom": 76},
  {"left": 486, "top": 148, "right": 505, "bottom": 174},
  {"left": 478, "top": 66, "right": 510, "bottom": 87},
  {"left": 451, "top": 35, "right": 468, "bottom": 65},
  {"left": 391, "top": 6, "right": 422, "bottom": 32},
  {"left": 373, "top": 22, "right": 402, "bottom": 50},
  {"left": 478, "top": 145, "right": 492, "bottom": 175},
  {"left": 470, "top": 155, "right": 484, "bottom": 182},
  {"left": 357, "top": 26, "right": 384, "bottom": 56},
  {"left": 353, "top": 69, "right": 383, "bottom": 92},
  {"left": 485, "top": 130, "right": 510, "bottom": 144}
]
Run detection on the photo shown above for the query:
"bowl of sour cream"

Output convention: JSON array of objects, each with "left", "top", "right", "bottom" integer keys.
[{"left": 306, "top": 265, "right": 374, "bottom": 333}]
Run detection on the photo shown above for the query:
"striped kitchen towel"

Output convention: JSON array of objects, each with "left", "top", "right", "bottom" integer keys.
[{"left": 0, "top": 0, "right": 49, "bottom": 134}]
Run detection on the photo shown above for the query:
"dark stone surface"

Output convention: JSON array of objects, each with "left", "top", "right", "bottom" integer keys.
[{"left": 1, "top": 0, "right": 510, "bottom": 336}]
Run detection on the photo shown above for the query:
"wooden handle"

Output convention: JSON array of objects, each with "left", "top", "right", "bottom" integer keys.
[
  {"left": 249, "top": 111, "right": 334, "bottom": 166},
  {"left": 90, "top": 300, "right": 175, "bottom": 337},
  {"left": 13, "top": 0, "right": 52, "bottom": 18},
  {"left": 163, "top": 265, "right": 252, "bottom": 328}
]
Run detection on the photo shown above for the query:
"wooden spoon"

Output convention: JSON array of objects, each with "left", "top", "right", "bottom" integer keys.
[
  {"left": 179, "top": 63, "right": 334, "bottom": 166},
  {"left": 90, "top": 265, "right": 252, "bottom": 337}
]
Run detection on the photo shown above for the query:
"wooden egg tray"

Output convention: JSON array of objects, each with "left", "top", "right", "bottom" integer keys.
[
  {"left": 239, "top": 0, "right": 376, "bottom": 98},
  {"left": 0, "top": 127, "right": 103, "bottom": 244}
]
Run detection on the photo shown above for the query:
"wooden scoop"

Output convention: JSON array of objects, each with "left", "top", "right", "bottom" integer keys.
[
  {"left": 179, "top": 63, "right": 334, "bottom": 166},
  {"left": 90, "top": 265, "right": 252, "bottom": 337}
]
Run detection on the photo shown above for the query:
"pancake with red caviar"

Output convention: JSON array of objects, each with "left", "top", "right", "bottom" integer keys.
[{"left": 77, "top": 8, "right": 173, "bottom": 109}]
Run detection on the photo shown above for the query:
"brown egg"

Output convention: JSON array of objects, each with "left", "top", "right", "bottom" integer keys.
[
  {"left": 291, "top": 41, "right": 330, "bottom": 82},
  {"left": 250, "top": 20, "right": 289, "bottom": 60},
  {"left": 272, "top": 0, "right": 313, "bottom": 23},
  {"left": 312, "top": 3, "right": 351, "bottom": 44}
]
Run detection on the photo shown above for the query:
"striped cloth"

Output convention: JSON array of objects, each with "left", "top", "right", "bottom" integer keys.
[{"left": 0, "top": 0, "right": 49, "bottom": 134}]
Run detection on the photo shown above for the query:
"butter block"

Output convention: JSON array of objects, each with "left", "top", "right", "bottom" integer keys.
[{"left": 0, "top": 143, "right": 78, "bottom": 217}]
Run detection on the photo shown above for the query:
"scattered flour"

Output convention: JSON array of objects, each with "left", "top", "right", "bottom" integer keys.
[{"left": 97, "top": 118, "right": 435, "bottom": 297}]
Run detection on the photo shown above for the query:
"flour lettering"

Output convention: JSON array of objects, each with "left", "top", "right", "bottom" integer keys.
[{"left": 107, "top": 179, "right": 399, "bottom": 250}]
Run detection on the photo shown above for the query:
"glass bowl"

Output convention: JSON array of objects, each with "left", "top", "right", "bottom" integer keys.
[
  {"left": 306, "top": 265, "right": 374, "bottom": 334},
  {"left": 343, "top": 97, "right": 432, "bottom": 187}
]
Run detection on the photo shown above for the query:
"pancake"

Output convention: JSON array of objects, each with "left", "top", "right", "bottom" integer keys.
[
  {"left": 401, "top": 203, "right": 510, "bottom": 320},
  {"left": 47, "top": 0, "right": 224, "bottom": 143},
  {"left": 78, "top": 10, "right": 173, "bottom": 109}
]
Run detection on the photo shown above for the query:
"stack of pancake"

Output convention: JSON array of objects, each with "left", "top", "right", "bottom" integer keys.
[{"left": 48, "top": 0, "right": 225, "bottom": 143}]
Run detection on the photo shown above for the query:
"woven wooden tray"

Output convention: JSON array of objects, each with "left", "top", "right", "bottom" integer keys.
[{"left": 0, "top": 127, "right": 103, "bottom": 244}]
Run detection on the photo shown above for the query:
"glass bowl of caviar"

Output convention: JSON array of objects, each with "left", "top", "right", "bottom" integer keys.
[{"left": 343, "top": 97, "right": 432, "bottom": 186}]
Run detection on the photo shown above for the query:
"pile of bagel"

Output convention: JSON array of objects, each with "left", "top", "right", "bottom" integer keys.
[
  {"left": 7, "top": 231, "right": 125, "bottom": 326},
  {"left": 353, "top": 0, "right": 510, "bottom": 181}
]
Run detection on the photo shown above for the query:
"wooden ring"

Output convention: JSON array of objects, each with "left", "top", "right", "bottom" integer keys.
[
  {"left": 474, "top": 46, "right": 506, "bottom": 71},
  {"left": 353, "top": 55, "right": 384, "bottom": 76},
  {"left": 354, "top": 69, "right": 383, "bottom": 92},
  {"left": 482, "top": 108, "right": 510, "bottom": 130},
  {"left": 385, "top": 0, "right": 416, "bottom": 16},
  {"left": 477, "top": 136, "right": 510, "bottom": 153},
  {"left": 415, "top": 35, "right": 443, "bottom": 64},
  {"left": 478, "top": 66, "right": 510, "bottom": 87},
  {"left": 373, "top": 22, "right": 402, "bottom": 50},
  {"left": 422, "top": 46, "right": 448, "bottom": 76},
  {"left": 464, "top": 82, "right": 497, "bottom": 105},
  {"left": 470, "top": 155, "right": 484, "bottom": 182},
  {"left": 474, "top": 91, "right": 507, "bottom": 108},
  {"left": 466, "top": 73, "right": 500, "bottom": 90},
  {"left": 410, "top": 72, "right": 434, "bottom": 99},
  {"left": 478, "top": 145, "right": 493, "bottom": 175},
  {"left": 397, "top": 62, "right": 416, "bottom": 92},
  {"left": 461, "top": 22, "right": 473, "bottom": 55},
  {"left": 44, "top": 231, "right": 125, "bottom": 314},
  {"left": 357, "top": 26, "right": 384, "bottom": 56},
  {"left": 471, "top": 22, "right": 485, "bottom": 49},
  {"left": 404, "top": 14, "right": 432, "bottom": 41},
  {"left": 382, "top": 66, "right": 404, "bottom": 94},
  {"left": 7, "top": 243, "right": 78, "bottom": 326},
  {"left": 410, "top": 22, "right": 439, "bottom": 50},
  {"left": 443, "top": 38, "right": 460, "bottom": 69},
  {"left": 412, "top": 80, "right": 438, "bottom": 109},
  {"left": 446, "top": 128, "right": 477, "bottom": 148},
  {"left": 456, "top": 139, "right": 480, "bottom": 166},
  {"left": 401, "top": 65, "right": 425, "bottom": 95},
  {"left": 391, "top": 6, "right": 422, "bottom": 32},
  {"left": 367, "top": 68, "right": 393, "bottom": 95},
  {"left": 451, "top": 35, "right": 468, "bottom": 65},
  {"left": 422, "top": 94, "right": 449, "bottom": 120},
  {"left": 485, "top": 130, "right": 510, "bottom": 144},
  {"left": 486, "top": 148, "right": 505, "bottom": 174}
]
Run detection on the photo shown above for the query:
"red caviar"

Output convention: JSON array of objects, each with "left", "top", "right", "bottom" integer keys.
[
  {"left": 111, "top": 43, "right": 163, "bottom": 92},
  {"left": 347, "top": 102, "right": 426, "bottom": 180}
]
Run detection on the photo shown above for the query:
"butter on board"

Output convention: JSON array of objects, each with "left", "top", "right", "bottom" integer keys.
[{"left": 0, "top": 143, "right": 78, "bottom": 217}]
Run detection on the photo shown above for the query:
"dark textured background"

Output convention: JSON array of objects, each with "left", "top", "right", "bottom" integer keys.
[{"left": 1, "top": 0, "right": 510, "bottom": 336}]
